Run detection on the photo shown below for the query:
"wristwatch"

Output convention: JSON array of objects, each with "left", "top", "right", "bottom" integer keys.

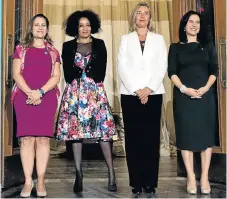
[{"left": 39, "top": 88, "right": 45, "bottom": 97}]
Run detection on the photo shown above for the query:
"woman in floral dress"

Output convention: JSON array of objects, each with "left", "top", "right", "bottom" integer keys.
[{"left": 55, "top": 10, "right": 117, "bottom": 193}]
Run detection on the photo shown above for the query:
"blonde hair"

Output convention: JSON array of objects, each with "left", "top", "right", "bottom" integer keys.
[
  {"left": 129, "top": 2, "right": 154, "bottom": 32},
  {"left": 20, "top": 14, "right": 53, "bottom": 48}
]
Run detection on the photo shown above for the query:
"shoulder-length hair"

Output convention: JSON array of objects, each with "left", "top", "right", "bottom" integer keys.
[
  {"left": 64, "top": 10, "right": 101, "bottom": 37},
  {"left": 129, "top": 2, "right": 154, "bottom": 32},
  {"left": 20, "top": 14, "right": 53, "bottom": 48},
  {"left": 179, "top": 10, "right": 209, "bottom": 47}
]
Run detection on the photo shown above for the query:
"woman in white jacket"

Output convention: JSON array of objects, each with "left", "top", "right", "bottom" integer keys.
[{"left": 118, "top": 2, "right": 167, "bottom": 195}]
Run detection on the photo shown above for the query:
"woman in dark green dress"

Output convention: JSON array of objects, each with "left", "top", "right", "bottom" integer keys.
[{"left": 168, "top": 11, "right": 218, "bottom": 195}]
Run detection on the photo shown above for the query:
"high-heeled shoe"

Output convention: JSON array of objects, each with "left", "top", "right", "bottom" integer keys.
[
  {"left": 186, "top": 176, "right": 197, "bottom": 195},
  {"left": 36, "top": 183, "right": 47, "bottom": 197},
  {"left": 200, "top": 179, "right": 211, "bottom": 194},
  {"left": 20, "top": 181, "right": 34, "bottom": 198},
  {"left": 108, "top": 182, "right": 117, "bottom": 192},
  {"left": 107, "top": 171, "right": 117, "bottom": 192},
  {"left": 142, "top": 186, "right": 156, "bottom": 194},
  {"left": 187, "top": 188, "right": 197, "bottom": 195},
  {"left": 132, "top": 187, "right": 142, "bottom": 195},
  {"left": 73, "top": 171, "right": 83, "bottom": 193},
  {"left": 201, "top": 188, "right": 211, "bottom": 194}
]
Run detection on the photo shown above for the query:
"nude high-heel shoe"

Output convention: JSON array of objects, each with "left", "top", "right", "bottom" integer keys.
[
  {"left": 201, "top": 188, "right": 211, "bottom": 194},
  {"left": 186, "top": 176, "right": 197, "bottom": 195},
  {"left": 20, "top": 181, "right": 34, "bottom": 198},
  {"left": 187, "top": 187, "right": 197, "bottom": 195},
  {"left": 200, "top": 179, "right": 211, "bottom": 194},
  {"left": 36, "top": 183, "right": 47, "bottom": 197}
]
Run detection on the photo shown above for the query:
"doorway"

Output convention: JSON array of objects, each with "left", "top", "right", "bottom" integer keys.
[{"left": 1, "top": 0, "right": 43, "bottom": 188}]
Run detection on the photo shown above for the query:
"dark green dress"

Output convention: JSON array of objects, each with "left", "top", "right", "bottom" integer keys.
[{"left": 168, "top": 42, "right": 219, "bottom": 151}]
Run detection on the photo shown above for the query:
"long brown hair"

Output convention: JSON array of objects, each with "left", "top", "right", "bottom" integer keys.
[
  {"left": 129, "top": 2, "right": 154, "bottom": 32},
  {"left": 20, "top": 14, "right": 53, "bottom": 47}
]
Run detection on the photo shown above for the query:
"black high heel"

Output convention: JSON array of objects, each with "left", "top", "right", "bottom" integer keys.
[
  {"left": 142, "top": 186, "right": 156, "bottom": 194},
  {"left": 73, "top": 171, "right": 83, "bottom": 193},
  {"left": 107, "top": 172, "right": 117, "bottom": 192},
  {"left": 108, "top": 182, "right": 117, "bottom": 192},
  {"left": 132, "top": 187, "right": 142, "bottom": 194}
]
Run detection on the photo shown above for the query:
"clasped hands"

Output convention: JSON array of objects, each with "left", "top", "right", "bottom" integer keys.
[
  {"left": 135, "top": 87, "right": 152, "bottom": 105},
  {"left": 184, "top": 86, "right": 209, "bottom": 98},
  {"left": 26, "top": 90, "right": 42, "bottom": 105}
]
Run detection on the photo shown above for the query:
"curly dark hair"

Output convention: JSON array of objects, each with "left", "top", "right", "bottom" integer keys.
[
  {"left": 179, "top": 10, "right": 209, "bottom": 47},
  {"left": 64, "top": 10, "right": 101, "bottom": 37}
]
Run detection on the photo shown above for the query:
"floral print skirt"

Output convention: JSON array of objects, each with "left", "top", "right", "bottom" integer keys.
[{"left": 55, "top": 74, "right": 116, "bottom": 141}]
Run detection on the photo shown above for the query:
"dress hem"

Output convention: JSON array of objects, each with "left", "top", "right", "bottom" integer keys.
[
  {"left": 177, "top": 144, "right": 217, "bottom": 152},
  {"left": 55, "top": 137, "right": 114, "bottom": 142},
  {"left": 18, "top": 135, "right": 53, "bottom": 138}
]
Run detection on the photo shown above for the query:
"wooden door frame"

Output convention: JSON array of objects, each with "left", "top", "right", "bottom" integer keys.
[
  {"left": 1, "top": 0, "right": 43, "bottom": 188},
  {"left": 1, "top": 0, "right": 44, "bottom": 157},
  {"left": 21, "top": 0, "right": 43, "bottom": 37},
  {"left": 172, "top": 0, "right": 226, "bottom": 154},
  {"left": 0, "top": 0, "right": 3, "bottom": 189},
  {"left": 213, "top": 0, "right": 226, "bottom": 153},
  {"left": 1, "top": 0, "right": 16, "bottom": 187},
  {"left": 172, "top": 0, "right": 196, "bottom": 42},
  {"left": 2, "top": 0, "right": 15, "bottom": 160}
]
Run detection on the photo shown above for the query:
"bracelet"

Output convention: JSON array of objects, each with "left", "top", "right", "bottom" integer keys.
[
  {"left": 38, "top": 89, "right": 45, "bottom": 97},
  {"left": 180, "top": 85, "right": 187, "bottom": 93}
]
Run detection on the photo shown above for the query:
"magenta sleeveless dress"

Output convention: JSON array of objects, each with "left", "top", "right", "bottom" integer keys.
[{"left": 13, "top": 47, "right": 60, "bottom": 137}]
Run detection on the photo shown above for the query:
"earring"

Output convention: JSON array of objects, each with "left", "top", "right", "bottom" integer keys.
[{"left": 184, "top": 29, "right": 186, "bottom": 32}]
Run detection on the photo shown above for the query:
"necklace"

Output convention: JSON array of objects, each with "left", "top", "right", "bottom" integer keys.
[
  {"left": 77, "top": 37, "right": 92, "bottom": 44},
  {"left": 33, "top": 43, "right": 45, "bottom": 48}
]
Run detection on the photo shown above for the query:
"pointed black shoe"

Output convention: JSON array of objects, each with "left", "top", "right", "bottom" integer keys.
[
  {"left": 108, "top": 171, "right": 117, "bottom": 192},
  {"left": 142, "top": 186, "right": 156, "bottom": 194},
  {"left": 108, "top": 182, "right": 117, "bottom": 192},
  {"left": 132, "top": 187, "right": 142, "bottom": 194},
  {"left": 73, "top": 171, "right": 83, "bottom": 193}
]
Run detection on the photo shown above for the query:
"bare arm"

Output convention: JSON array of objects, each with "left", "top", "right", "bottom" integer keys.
[
  {"left": 206, "top": 75, "right": 216, "bottom": 88},
  {"left": 171, "top": 74, "right": 199, "bottom": 97},
  {"left": 13, "top": 58, "right": 31, "bottom": 94},
  {"left": 170, "top": 74, "right": 183, "bottom": 89},
  {"left": 197, "top": 75, "right": 216, "bottom": 97}
]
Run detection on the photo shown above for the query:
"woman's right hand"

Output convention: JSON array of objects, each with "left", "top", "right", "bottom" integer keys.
[
  {"left": 184, "top": 88, "right": 199, "bottom": 98},
  {"left": 26, "top": 90, "right": 41, "bottom": 104}
]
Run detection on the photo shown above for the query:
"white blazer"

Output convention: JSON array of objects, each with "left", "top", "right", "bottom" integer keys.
[{"left": 118, "top": 31, "right": 167, "bottom": 95}]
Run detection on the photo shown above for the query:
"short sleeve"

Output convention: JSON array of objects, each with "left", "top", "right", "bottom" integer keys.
[
  {"left": 13, "top": 45, "right": 20, "bottom": 59},
  {"left": 54, "top": 49, "right": 61, "bottom": 63},
  {"left": 168, "top": 43, "right": 178, "bottom": 78},
  {"left": 207, "top": 43, "right": 219, "bottom": 77}
]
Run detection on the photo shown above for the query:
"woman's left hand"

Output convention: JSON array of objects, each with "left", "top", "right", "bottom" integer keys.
[
  {"left": 32, "top": 99, "right": 42, "bottom": 106},
  {"left": 196, "top": 86, "right": 209, "bottom": 97},
  {"left": 26, "top": 90, "right": 41, "bottom": 104},
  {"left": 141, "top": 97, "right": 148, "bottom": 105}
]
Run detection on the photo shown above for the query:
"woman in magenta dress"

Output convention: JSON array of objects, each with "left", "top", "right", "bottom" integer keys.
[{"left": 12, "top": 14, "right": 61, "bottom": 197}]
